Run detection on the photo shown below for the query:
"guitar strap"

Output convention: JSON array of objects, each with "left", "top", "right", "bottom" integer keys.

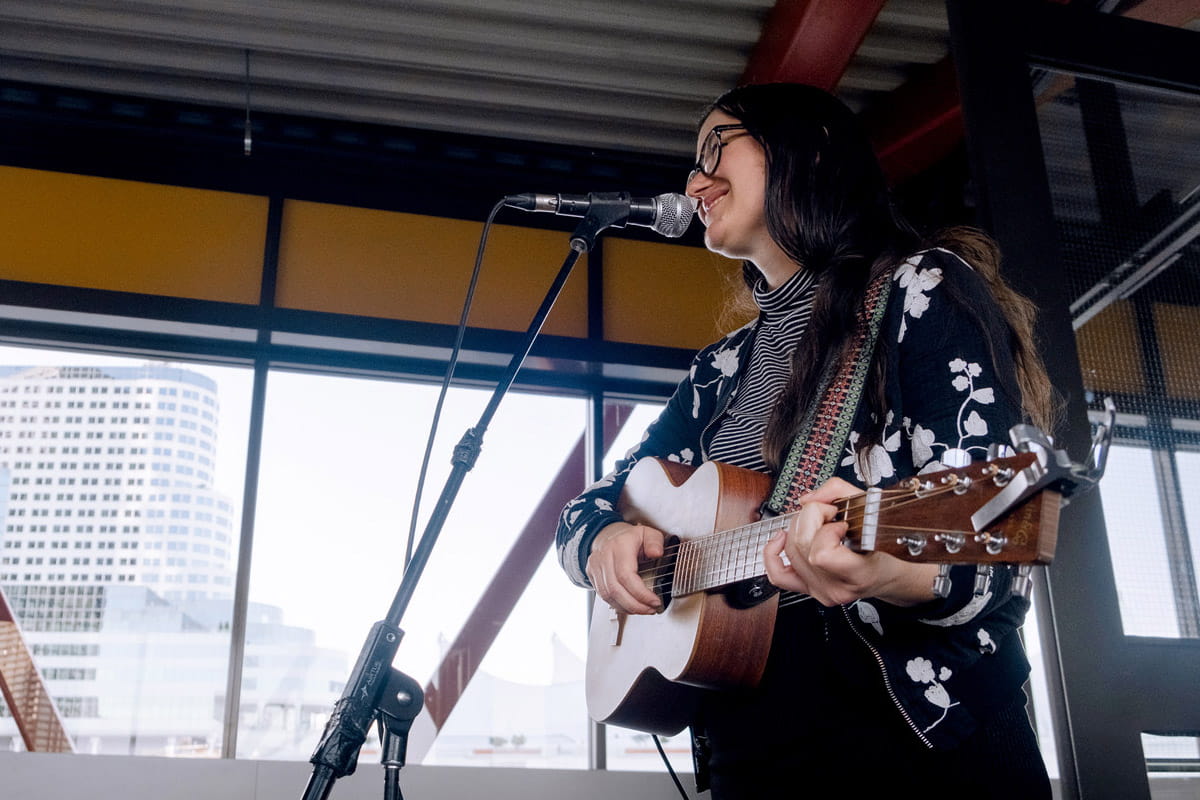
[{"left": 764, "top": 267, "right": 893, "bottom": 514}]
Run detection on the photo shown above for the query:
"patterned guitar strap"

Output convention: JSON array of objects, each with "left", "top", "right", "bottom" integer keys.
[{"left": 764, "top": 268, "right": 893, "bottom": 515}]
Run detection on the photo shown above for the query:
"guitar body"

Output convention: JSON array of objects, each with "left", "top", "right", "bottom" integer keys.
[{"left": 585, "top": 459, "right": 778, "bottom": 735}]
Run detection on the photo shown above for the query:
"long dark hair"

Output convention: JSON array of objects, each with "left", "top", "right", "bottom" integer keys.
[{"left": 703, "top": 83, "right": 1055, "bottom": 469}]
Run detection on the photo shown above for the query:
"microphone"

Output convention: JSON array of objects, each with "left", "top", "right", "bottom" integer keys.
[{"left": 503, "top": 191, "right": 696, "bottom": 238}]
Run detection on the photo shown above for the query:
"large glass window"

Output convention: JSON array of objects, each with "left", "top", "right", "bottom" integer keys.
[
  {"left": 241, "top": 370, "right": 588, "bottom": 766},
  {"left": 0, "top": 344, "right": 252, "bottom": 756}
]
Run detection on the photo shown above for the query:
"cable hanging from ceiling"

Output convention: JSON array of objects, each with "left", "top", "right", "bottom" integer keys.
[{"left": 243, "top": 49, "right": 253, "bottom": 157}]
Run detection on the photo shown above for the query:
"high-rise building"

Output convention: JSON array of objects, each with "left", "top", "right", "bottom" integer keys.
[
  {"left": 0, "top": 365, "right": 234, "bottom": 608},
  {"left": 0, "top": 364, "right": 345, "bottom": 757}
]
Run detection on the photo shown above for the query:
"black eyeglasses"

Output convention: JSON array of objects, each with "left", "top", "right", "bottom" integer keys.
[{"left": 687, "top": 124, "right": 748, "bottom": 185}]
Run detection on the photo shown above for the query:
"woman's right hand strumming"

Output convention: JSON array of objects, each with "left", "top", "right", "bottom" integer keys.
[{"left": 585, "top": 521, "right": 666, "bottom": 615}]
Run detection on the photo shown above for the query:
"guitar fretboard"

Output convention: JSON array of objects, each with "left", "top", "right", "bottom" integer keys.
[{"left": 672, "top": 516, "right": 791, "bottom": 595}]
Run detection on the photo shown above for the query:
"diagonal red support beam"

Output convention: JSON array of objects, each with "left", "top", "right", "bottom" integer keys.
[
  {"left": 865, "top": 56, "right": 963, "bottom": 186},
  {"left": 422, "top": 401, "right": 638, "bottom": 730},
  {"left": 0, "top": 586, "right": 74, "bottom": 752},
  {"left": 742, "top": 0, "right": 888, "bottom": 90}
]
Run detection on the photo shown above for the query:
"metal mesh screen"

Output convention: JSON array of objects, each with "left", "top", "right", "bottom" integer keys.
[
  {"left": 1035, "top": 69, "right": 1200, "bottom": 782},
  {"left": 1037, "top": 71, "right": 1200, "bottom": 640}
]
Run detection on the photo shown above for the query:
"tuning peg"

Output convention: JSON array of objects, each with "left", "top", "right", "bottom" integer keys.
[
  {"left": 986, "top": 441, "right": 1015, "bottom": 460},
  {"left": 1012, "top": 564, "right": 1035, "bottom": 600},
  {"left": 990, "top": 466, "right": 1015, "bottom": 487},
  {"left": 898, "top": 533, "right": 928, "bottom": 556},
  {"left": 974, "top": 564, "right": 991, "bottom": 594},
  {"left": 935, "top": 532, "right": 965, "bottom": 553},
  {"left": 933, "top": 564, "right": 952, "bottom": 599},
  {"left": 977, "top": 531, "right": 1008, "bottom": 555}
]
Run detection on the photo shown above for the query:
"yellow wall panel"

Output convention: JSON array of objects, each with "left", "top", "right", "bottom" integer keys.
[
  {"left": 1074, "top": 300, "right": 1144, "bottom": 396},
  {"left": 603, "top": 239, "right": 742, "bottom": 350},
  {"left": 0, "top": 165, "right": 266, "bottom": 304},
  {"left": 276, "top": 200, "right": 589, "bottom": 338},
  {"left": 1155, "top": 303, "right": 1200, "bottom": 401}
]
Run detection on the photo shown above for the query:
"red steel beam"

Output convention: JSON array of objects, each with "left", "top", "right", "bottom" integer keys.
[
  {"left": 865, "top": 56, "right": 963, "bottom": 186},
  {"left": 742, "top": 0, "right": 888, "bottom": 90},
  {"left": 0, "top": 586, "right": 74, "bottom": 752},
  {"left": 422, "top": 402, "right": 638, "bottom": 730}
]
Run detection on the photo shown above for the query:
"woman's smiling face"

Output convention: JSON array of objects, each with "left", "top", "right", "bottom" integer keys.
[{"left": 686, "top": 111, "right": 796, "bottom": 287}]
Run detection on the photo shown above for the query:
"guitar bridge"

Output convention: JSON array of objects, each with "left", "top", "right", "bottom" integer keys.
[{"left": 607, "top": 605, "right": 625, "bottom": 647}]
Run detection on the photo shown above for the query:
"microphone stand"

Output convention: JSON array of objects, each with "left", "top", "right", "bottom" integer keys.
[{"left": 300, "top": 196, "right": 634, "bottom": 800}]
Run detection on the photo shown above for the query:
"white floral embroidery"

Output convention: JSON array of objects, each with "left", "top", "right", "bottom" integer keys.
[
  {"left": 841, "top": 429, "right": 899, "bottom": 486},
  {"left": 977, "top": 628, "right": 997, "bottom": 654},
  {"left": 711, "top": 346, "right": 741, "bottom": 378},
  {"left": 585, "top": 473, "right": 617, "bottom": 493},
  {"left": 593, "top": 498, "right": 613, "bottom": 513},
  {"left": 907, "top": 657, "right": 935, "bottom": 683},
  {"left": 906, "top": 656, "right": 959, "bottom": 732},
  {"left": 948, "top": 358, "right": 994, "bottom": 452},
  {"left": 904, "top": 360, "right": 997, "bottom": 469},
  {"left": 691, "top": 343, "right": 743, "bottom": 420},
  {"left": 907, "top": 421, "right": 936, "bottom": 469},
  {"left": 920, "top": 591, "right": 993, "bottom": 627},
  {"left": 917, "top": 459, "right": 947, "bottom": 475},
  {"left": 855, "top": 600, "right": 884, "bottom": 636},
  {"left": 667, "top": 447, "right": 695, "bottom": 465},
  {"left": 894, "top": 256, "right": 944, "bottom": 342}
]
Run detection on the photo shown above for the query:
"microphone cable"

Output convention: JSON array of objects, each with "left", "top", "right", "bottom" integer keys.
[
  {"left": 403, "top": 195, "right": 693, "bottom": 800},
  {"left": 404, "top": 196, "right": 506, "bottom": 568}
]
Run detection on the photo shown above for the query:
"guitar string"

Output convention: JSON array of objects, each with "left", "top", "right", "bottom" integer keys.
[
  {"left": 635, "top": 481, "right": 987, "bottom": 590},
  {"left": 650, "top": 478, "right": 969, "bottom": 562},
  {"left": 660, "top": 479, "right": 973, "bottom": 559},
  {"left": 638, "top": 484, "right": 1022, "bottom": 604}
]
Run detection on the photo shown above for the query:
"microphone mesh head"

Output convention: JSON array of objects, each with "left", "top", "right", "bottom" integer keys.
[{"left": 653, "top": 193, "right": 697, "bottom": 238}]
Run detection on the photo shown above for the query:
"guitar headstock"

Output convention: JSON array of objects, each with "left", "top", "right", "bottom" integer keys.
[{"left": 843, "top": 453, "right": 1061, "bottom": 565}]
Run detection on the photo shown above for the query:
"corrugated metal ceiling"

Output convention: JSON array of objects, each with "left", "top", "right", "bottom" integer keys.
[{"left": 0, "top": 0, "right": 952, "bottom": 158}]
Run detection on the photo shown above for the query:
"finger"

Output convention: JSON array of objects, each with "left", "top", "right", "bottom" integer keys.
[
  {"left": 763, "top": 532, "right": 807, "bottom": 593},
  {"left": 606, "top": 570, "right": 661, "bottom": 614},
  {"left": 807, "top": 521, "right": 853, "bottom": 570},
  {"left": 796, "top": 477, "right": 860, "bottom": 506},
  {"left": 610, "top": 545, "right": 663, "bottom": 611},
  {"left": 640, "top": 525, "right": 666, "bottom": 559},
  {"left": 763, "top": 528, "right": 786, "bottom": 560},
  {"left": 615, "top": 567, "right": 663, "bottom": 611}
]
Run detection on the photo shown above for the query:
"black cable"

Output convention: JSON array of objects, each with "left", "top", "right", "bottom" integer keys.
[
  {"left": 404, "top": 197, "right": 507, "bottom": 568},
  {"left": 653, "top": 734, "right": 692, "bottom": 800}
]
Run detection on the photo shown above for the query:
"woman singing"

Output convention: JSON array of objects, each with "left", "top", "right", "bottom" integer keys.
[{"left": 557, "top": 83, "right": 1056, "bottom": 798}]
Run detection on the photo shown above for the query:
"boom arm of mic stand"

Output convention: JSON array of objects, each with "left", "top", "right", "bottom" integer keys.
[{"left": 299, "top": 202, "right": 627, "bottom": 799}]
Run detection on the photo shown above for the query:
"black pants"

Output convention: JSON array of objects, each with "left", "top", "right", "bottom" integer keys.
[{"left": 698, "top": 606, "right": 1052, "bottom": 799}]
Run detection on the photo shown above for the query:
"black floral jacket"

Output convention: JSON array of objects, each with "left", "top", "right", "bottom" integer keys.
[{"left": 557, "top": 248, "right": 1035, "bottom": 749}]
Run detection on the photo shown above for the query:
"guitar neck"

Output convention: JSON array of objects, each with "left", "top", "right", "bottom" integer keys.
[
  {"left": 670, "top": 455, "right": 1057, "bottom": 597},
  {"left": 673, "top": 516, "right": 789, "bottom": 595}
]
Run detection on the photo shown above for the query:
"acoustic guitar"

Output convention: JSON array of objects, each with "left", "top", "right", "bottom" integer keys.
[{"left": 585, "top": 453, "right": 1062, "bottom": 735}]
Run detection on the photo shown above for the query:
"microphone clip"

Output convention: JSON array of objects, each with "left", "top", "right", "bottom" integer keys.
[{"left": 566, "top": 192, "right": 639, "bottom": 252}]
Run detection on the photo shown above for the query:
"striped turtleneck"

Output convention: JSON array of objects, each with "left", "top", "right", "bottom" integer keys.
[{"left": 706, "top": 267, "right": 818, "bottom": 473}]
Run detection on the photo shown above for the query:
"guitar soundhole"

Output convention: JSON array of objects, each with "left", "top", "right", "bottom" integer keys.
[{"left": 649, "top": 535, "right": 678, "bottom": 612}]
